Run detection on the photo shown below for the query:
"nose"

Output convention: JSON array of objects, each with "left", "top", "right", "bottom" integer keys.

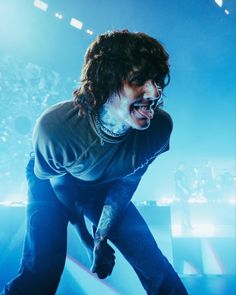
[{"left": 143, "top": 80, "right": 161, "bottom": 100}]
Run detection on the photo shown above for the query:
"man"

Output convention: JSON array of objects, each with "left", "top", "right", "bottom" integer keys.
[
  {"left": 2, "top": 30, "right": 188, "bottom": 294},
  {"left": 174, "top": 162, "right": 192, "bottom": 231}
]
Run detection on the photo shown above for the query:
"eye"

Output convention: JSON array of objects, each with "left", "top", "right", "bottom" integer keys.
[
  {"left": 132, "top": 80, "right": 142, "bottom": 86},
  {"left": 129, "top": 76, "right": 146, "bottom": 86}
]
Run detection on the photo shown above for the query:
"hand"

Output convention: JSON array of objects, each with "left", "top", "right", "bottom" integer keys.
[{"left": 90, "top": 239, "right": 116, "bottom": 279}]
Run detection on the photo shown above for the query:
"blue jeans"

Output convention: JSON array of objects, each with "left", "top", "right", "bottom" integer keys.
[{"left": 3, "top": 158, "right": 188, "bottom": 295}]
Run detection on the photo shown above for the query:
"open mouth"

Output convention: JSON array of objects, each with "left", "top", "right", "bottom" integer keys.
[{"left": 131, "top": 101, "right": 155, "bottom": 120}]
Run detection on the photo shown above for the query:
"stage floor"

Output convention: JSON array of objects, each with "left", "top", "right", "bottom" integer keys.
[
  {"left": 0, "top": 204, "right": 235, "bottom": 294},
  {"left": 54, "top": 271, "right": 236, "bottom": 295}
]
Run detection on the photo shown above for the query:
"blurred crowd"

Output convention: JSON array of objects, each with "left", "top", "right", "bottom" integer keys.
[
  {"left": 0, "top": 54, "right": 235, "bottom": 203},
  {"left": 0, "top": 54, "right": 78, "bottom": 201}
]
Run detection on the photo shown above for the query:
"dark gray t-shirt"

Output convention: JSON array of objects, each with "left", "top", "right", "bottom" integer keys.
[{"left": 33, "top": 100, "right": 172, "bottom": 184}]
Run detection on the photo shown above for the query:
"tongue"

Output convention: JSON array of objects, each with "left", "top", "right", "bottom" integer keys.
[{"left": 136, "top": 107, "right": 154, "bottom": 119}]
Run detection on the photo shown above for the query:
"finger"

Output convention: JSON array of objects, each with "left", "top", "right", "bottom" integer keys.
[
  {"left": 97, "top": 272, "right": 108, "bottom": 279},
  {"left": 96, "top": 265, "right": 112, "bottom": 279}
]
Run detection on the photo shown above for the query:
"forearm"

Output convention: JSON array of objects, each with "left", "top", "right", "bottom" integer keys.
[
  {"left": 91, "top": 166, "right": 151, "bottom": 277},
  {"left": 94, "top": 177, "right": 141, "bottom": 242},
  {"left": 94, "top": 203, "right": 122, "bottom": 243}
]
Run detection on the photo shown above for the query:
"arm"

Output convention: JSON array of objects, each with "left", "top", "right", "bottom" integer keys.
[
  {"left": 93, "top": 114, "right": 173, "bottom": 247},
  {"left": 91, "top": 164, "right": 149, "bottom": 275},
  {"left": 93, "top": 175, "right": 142, "bottom": 244},
  {"left": 91, "top": 136, "right": 172, "bottom": 275},
  {"left": 72, "top": 203, "right": 116, "bottom": 279}
]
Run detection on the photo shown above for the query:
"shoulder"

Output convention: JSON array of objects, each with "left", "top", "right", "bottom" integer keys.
[
  {"left": 32, "top": 101, "right": 80, "bottom": 178},
  {"left": 146, "top": 108, "right": 173, "bottom": 140},
  {"left": 33, "top": 100, "right": 78, "bottom": 139},
  {"left": 32, "top": 100, "right": 80, "bottom": 165},
  {"left": 36, "top": 101, "right": 75, "bottom": 127}
]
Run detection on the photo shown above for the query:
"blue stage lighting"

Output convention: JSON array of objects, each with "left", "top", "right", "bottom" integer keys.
[
  {"left": 214, "top": 0, "right": 223, "bottom": 7},
  {"left": 33, "top": 0, "right": 48, "bottom": 12},
  {"left": 55, "top": 12, "right": 63, "bottom": 20},
  {"left": 70, "top": 18, "right": 83, "bottom": 30},
  {"left": 86, "top": 29, "right": 93, "bottom": 35}
]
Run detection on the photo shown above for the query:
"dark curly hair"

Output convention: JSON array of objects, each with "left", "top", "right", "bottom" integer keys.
[{"left": 73, "top": 29, "right": 170, "bottom": 116}]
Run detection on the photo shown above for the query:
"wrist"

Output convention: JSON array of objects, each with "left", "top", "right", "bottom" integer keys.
[{"left": 94, "top": 232, "right": 107, "bottom": 245}]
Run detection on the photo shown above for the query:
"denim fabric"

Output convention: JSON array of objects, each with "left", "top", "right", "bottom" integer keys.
[
  {"left": 3, "top": 158, "right": 69, "bottom": 295},
  {"left": 82, "top": 194, "right": 188, "bottom": 295},
  {"left": 3, "top": 158, "right": 188, "bottom": 295}
]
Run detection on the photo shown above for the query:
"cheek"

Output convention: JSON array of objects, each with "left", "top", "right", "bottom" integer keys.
[
  {"left": 123, "top": 88, "right": 133, "bottom": 98},
  {"left": 116, "top": 95, "right": 132, "bottom": 113},
  {"left": 117, "top": 102, "right": 130, "bottom": 117},
  {"left": 121, "top": 83, "right": 139, "bottom": 99}
]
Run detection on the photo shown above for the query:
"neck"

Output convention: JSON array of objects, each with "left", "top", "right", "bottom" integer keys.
[{"left": 97, "top": 102, "right": 130, "bottom": 137}]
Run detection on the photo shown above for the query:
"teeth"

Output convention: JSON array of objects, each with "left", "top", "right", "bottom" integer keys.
[
  {"left": 140, "top": 106, "right": 149, "bottom": 110},
  {"left": 133, "top": 103, "right": 148, "bottom": 107},
  {"left": 133, "top": 104, "right": 151, "bottom": 110}
]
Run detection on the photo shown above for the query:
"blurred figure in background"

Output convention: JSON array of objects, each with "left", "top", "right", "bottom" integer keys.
[
  {"left": 174, "top": 162, "right": 192, "bottom": 231},
  {"left": 198, "top": 159, "right": 218, "bottom": 201}
]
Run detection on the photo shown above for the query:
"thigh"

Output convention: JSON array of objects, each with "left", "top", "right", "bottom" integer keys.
[
  {"left": 110, "top": 203, "right": 188, "bottom": 295},
  {"left": 24, "top": 158, "right": 69, "bottom": 270},
  {"left": 110, "top": 202, "right": 167, "bottom": 275},
  {"left": 3, "top": 158, "right": 70, "bottom": 295},
  {"left": 19, "top": 159, "right": 69, "bottom": 294}
]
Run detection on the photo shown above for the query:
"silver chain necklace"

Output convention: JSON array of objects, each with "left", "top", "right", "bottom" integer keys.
[{"left": 94, "top": 113, "right": 129, "bottom": 138}]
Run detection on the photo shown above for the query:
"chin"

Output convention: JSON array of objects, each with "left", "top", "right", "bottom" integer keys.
[
  {"left": 133, "top": 120, "right": 150, "bottom": 130},
  {"left": 130, "top": 113, "right": 151, "bottom": 130}
]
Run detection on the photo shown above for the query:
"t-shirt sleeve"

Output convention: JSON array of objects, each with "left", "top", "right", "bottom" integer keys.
[{"left": 32, "top": 115, "right": 67, "bottom": 179}]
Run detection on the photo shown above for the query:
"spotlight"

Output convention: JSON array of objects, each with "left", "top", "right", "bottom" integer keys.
[
  {"left": 70, "top": 18, "right": 83, "bottom": 30},
  {"left": 55, "top": 12, "right": 63, "bottom": 19},
  {"left": 33, "top": 0, "right": 48, "bottom": 12},
  {"left": 228, "top": 197, "right": 236, "bottom": 204},
  {"left": 86, "top": 29, "right": 93, "bottom": 35},
  {"left": 214, "top": 0, "right": 223, "bottom": 7}
]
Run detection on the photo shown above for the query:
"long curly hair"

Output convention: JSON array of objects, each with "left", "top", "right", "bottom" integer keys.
[{"left": 73, "top": 29, "right": 170, "bottom": 116}]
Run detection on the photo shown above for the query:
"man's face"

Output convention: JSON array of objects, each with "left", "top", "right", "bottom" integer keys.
[{"left": 109, "top": 79, "right": 162, "bottom": 130}]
